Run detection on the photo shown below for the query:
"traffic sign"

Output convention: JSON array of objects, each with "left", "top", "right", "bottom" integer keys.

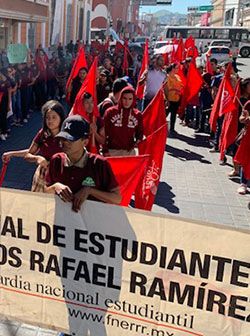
[{"left": 199, "top": 5, "right": 214, "bottom": 12}]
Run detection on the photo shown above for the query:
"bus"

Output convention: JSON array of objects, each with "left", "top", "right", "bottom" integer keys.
[{"left": 164, "top": 26, "right": 250, "bottom": 58}]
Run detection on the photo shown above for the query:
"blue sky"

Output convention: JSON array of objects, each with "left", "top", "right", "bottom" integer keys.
[{"left": 141, "top": 0, "right": 211, "bottom": 14}]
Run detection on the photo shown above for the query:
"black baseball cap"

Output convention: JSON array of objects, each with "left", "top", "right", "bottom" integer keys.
[{"left": 56, "top": 115, "right": 90, "bottom": 141}]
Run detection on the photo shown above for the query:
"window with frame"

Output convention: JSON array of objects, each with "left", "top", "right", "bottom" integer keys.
[
  {"left": 200, "top": 29, "right": 213, "bottom": 39},
  {"left": 214, "top": 29, "right": 229, "bottom": 39},
  {"left": 187, "top": 29, "right": 200, "bottom": 38}
]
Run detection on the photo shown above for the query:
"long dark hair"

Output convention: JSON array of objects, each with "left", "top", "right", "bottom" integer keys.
[{"left": 41, "top": 100, "right": 65, "bottom": 134}]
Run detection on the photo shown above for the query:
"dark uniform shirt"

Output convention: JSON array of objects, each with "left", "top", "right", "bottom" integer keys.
[{"left": 46, "top": 152, "right": 118, "bottom": 197}]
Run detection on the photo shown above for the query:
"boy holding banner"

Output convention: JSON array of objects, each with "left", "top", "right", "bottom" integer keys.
[{"left": 45, "top": 115, "right": 121, "bottom": 212}]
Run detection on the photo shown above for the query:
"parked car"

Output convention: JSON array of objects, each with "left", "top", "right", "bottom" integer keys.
[
  {"left": 154, "top": 44, "right": 177, "bottom": 56},
  {"left": 201, "top": 46, "right": 233, "bottom": 64},
  {"left": 209, "top": 39, "right": 238, "bottom": 58},
  {"left": 153, "top": 41, "right": 169, "bottom": 54}
]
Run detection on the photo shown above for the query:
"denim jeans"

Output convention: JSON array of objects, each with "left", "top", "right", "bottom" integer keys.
[{"left": 214, "top": 116, "right": 224, "bottom": 150}]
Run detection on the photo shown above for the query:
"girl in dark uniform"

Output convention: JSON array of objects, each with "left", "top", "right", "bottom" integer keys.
[{"left": 2, "top": 100, "right": 65, "bottom": 192}]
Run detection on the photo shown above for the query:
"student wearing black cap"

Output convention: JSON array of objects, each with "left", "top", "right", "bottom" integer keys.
[
  {"left": 45, "top": 115, "right": 121, "bottom": 212},
  {"left": 98, "top": 78, "right": 128, "bottom": 117}
]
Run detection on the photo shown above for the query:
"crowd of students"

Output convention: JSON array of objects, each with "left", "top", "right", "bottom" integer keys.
[{"left": 0, "top": 39, "right": 249, "bottom": 216}]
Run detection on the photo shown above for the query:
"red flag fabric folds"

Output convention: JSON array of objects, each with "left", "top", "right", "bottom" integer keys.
[
  {"left": 234, "top": 124, "right": 250, "bottom": 180},
  {"left": 122, "top": 47, "right": 129, "bottom": 76},
  {"left": 219, "top": 80, "right": 240, "bottom": 160},
  {"left": 107, "top": 155, "right": 149, "bottom": 206},
  {"left": 66, "top": 47, "right": 88, "bottom": 92},
  {"left": 184, "top": 36, "right": 195, "bottom": 50},
  {"left": 115, "top": 41, "right": 124, "bottom": 54},
  {"left": 209, "top": 63, "right": 234, "bottom": 132},
  {"left": 174, "top": 37, "right": 185, "bottom": 63},
  {"left": 0, "top": 92, "right": 3, "bottom": 104},
  {"left": 142, "top": 88, "right": 166, "bottom": 136},
  {"left": 178, "top": 61, "right": 203, "bottom": 118},
  {"left": 205, "top": 55, "right": 213, "bottom": 75},
  {"left": 219, "top": 74, "right": 237, "bottom": 116},
  {"left": 136, "top": 40, "right": 149, "bottom": 99},
  {"left": 135, "top": 124, "right": 167, "bottom": 211},
  {"left": 72, "top": 57, "right": 99, "bottom": 122}
]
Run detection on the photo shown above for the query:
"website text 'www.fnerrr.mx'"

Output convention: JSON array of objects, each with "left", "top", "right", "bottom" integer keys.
[{"left": 68, "top": 307, "right": 175, "bottom": 335}]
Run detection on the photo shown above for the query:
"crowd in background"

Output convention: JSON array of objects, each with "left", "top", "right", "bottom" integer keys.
[{"left": 0, "top": 38, "right": 249, "bottom": 197}]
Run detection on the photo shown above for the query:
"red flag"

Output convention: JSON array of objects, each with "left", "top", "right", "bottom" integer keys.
[
  {"left": 72, "top": 57, "right": 99, "bottom": 122},
  {"left": 170, "top": 45, "right": 176, "bottom": 63},
  {"left": 209, "top": 63, "right": 233, "bottom": 132},
  {"left": 177, "top": 64, "right": 187, "bottom": 90},
  {"left": 122, "top": 47, "right": 129, "bottom": 76},
  {"left": 234, "top": 123, "right": 250, "bottom": 180},
  {"left": 136, "top": 40, "right": 149, "bottom": 100},
  {"left": 178, "top": 61, "right": 203, "bottom": 118},
  {"left": 174, "top": 37, "right": 184, "bottom": 62},
  {"left": 219, "top": 73, "right": 237, "bottom": 116},
  {"left": 219, "top": 80, "right": 241, "bottom": 160},
  {"left": 0, "top": 92, "right": 3, "bottom": 104},
  {"left": 184, "top": 36, "right": 195, "bottom": 50},
  {"left": 186, "top": 46, "right": 199, "bottom": 60},
  {"left": 172, "top": 37, "right": 178, "bottom": 45},
  {"left": 163, "top": 52, "right": 169, "bottom": 66},
  {"left": 66, "top": 47, "right": 88, "bottom": 92},
  {"left": 115, "top": 41, "right": 124, "bottom": 54},
  {"left": 107, "top": 155, "right": 149, "bottom": 206},
  {"left": 104, "top": 37, "right": 110, "bottom": 52},
  {"left": 142, "top": 88, "right": 166, "bottom": 136},
  {"left": 135, "top": 124, "right": 167, "bottom": 211},
  {"left": 205, "top": 55, "right": 213, "bottom": 75}
]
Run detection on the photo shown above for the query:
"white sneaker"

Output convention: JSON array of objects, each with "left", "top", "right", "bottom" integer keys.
[
  {"left": 23, "top": 118, "right": 28, "bottom": 123},
  {"left": 0, "top": 134, "right": 6, "bottom": 141},
  {"left": 237, "top": 184, "right": 247, "bottom": 195}
]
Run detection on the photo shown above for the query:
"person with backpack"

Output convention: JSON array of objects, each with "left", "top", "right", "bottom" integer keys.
[{"left": 98, "top": 78, "right": 128, "bottom": 118}]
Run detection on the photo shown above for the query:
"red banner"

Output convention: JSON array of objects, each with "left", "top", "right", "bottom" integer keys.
[
  {"left": 135, "top": 124, "right": 167, "bottom": 210},
  {"left": 108, "top": 155, "right": 149, "bottom": 206}
]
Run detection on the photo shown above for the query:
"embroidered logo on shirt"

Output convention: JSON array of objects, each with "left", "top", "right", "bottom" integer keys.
[{"left": 82, "top": 177, "right": 96, "bottom": 187}]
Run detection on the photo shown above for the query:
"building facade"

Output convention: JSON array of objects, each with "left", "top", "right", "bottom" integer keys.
[
  {"left": 224, "top": 0, "right": 240, "bottom": 26},
  {"left": 0, "top": 0, "right": 142, "bottom": 51},
  {"left": 211, "top": 0, "right": 225, "bottom": 26},
  {"left": 242, "top": 4, "right": 250, "bottom": 27},
  {"left": 0, "top": 0, "right": 49, "bottom": 50},
  {"left": 51, "top": 0, "right": 93, "bottom": 46}
]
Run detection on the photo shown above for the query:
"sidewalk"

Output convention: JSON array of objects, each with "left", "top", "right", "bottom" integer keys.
[
  {"left": 154, "top": 122, "right": 250, "bottom": 229},
  {"left": 0, "top": 113, "right": 249, "bottom": 335}
]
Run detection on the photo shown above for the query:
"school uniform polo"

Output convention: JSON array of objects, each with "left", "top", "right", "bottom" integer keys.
[
  {"left": 46, "top": 151, "right": 118, "bottom": 196},
  {"left": 33, "top": 129, "right": 62, "bottom": 161}
]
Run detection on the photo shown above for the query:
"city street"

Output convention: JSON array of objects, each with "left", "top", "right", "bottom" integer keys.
[{"left": 0, "top": 59, "right": 249, "bottom": 336}]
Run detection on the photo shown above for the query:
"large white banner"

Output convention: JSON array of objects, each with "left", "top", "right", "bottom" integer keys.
[{"left": 0, "top": 188, "right": 249, "bottom": 336}]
